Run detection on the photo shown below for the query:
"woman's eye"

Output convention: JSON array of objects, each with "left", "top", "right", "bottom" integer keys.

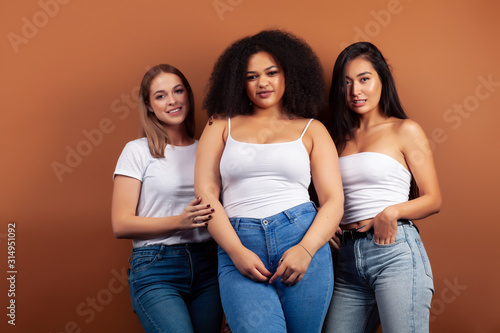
[
  {"left": 345, "top": 80, "right": 352, "bottom": 85},
  {"left": 246, "top": 75, "right": 258, "bottom": 80},
  {"left": 360, "top": 77, "right": 369, "bottom": 82},
  {"left": 174, "top": 89, "right": 184, "bottom": 94},
  {"left": 267, "top": 71, "right": 278, "bottom": 76},
  {"left": 155, "top": 94, "right": 165, "bottom": 99}
]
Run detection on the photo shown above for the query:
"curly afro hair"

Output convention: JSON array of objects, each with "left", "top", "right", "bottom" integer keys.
[{"left": 203, "top": 30, "right": 325, "bottom": 118}]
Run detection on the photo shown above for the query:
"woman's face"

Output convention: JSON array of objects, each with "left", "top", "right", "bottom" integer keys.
[
  {"left": 344, "top": 57, "right": 382, "bottom": 116},
  {"left": 148, "top": 72, "right": 189, "bottom": 127},
  {"left": 245, "top": 51, "right": 285, "bottom": 111}
]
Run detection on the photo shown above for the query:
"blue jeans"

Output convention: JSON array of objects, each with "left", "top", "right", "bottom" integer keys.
[
  {"left": 128, "top": 241, "right": 222, "bottom": 333},
  {"left": 323, "top": 223, "right": 434, "bottom": 333},
  {"left": 218, "top": 202, "right": 334, "bottom": 333}
]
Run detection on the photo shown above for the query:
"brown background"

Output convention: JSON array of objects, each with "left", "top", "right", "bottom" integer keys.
[{"left": 1, "top": 0, "right": 499, "bottom": 332}]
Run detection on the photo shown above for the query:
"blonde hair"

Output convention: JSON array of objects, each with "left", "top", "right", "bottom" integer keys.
[{"left": 138, "top": 64, "right": 195, "bottom": 158}]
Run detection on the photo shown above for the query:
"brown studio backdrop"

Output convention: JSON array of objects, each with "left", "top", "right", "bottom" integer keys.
[{"left": 1, "top": 0, "right": 499, "bottom": 332}]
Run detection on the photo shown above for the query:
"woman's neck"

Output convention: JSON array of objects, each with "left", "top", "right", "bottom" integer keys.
[
  {"left": 251, "top": 104, "right": 287, "bottom": 120},
  {"left": 357, "top": 110, "right": 387, "bottom": 131},
  {"left": 165, "top": 126, "right": 194, "bottom": 146}
]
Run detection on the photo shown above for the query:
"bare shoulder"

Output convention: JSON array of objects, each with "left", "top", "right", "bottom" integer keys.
[
  {"left": 393, "top": 118, "right": 427, "bottom": 140},
  {"left": 207, "top": 116, "right": 228, "bottom": 128},
  {"left": 307, "top": 119, "right": 329, "bottom": 135},
  {"left": 391, "top": 118, "right": 431, "bottom": 155},
  {"left": 302, "top": 119, "right": 331, "bottom": 142},
  {"left": 303, "top": 119, "right": 335, "bottom": 153},
  {"left": 200, "top": 116, "right": 229, "bottom": 143},
  {"left": 206, "top": 116, "right": 228, "bottom": 132}
]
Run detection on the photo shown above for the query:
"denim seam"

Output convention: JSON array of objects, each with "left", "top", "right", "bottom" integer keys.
[
  {"left": 318, "top": 245, "right": 334, "bottom": 323},
  {"left": 264, "top": 226, "right": 275, "bottom": 270},
  {"left": 134, "top": 292, "right": 163, "bottom": 332},
  {"left": 406, "top": 226, "right": 417, "bottom": 332},
  {"left": 362, "top": 304, "right": 378, "bottom": 333},
  {"left": 354, "top": 239, "right": 373, "bottom": 289},
  {"left": 415, "top": 238, "right": 433, "bottom": 279},
  {"left": 186, "top": 248, "right": 193, "bottom": 292}
]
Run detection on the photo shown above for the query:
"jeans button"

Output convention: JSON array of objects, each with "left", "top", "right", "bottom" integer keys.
[{"left": 263, "top": 220, "right": 268, "bottom": 225}]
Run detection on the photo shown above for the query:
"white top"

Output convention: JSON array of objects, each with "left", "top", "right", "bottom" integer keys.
[
  {"left": 339, "top": 152, "right": 411, "bottom": 225},
  {"left": 113, "top": 138, "right": 211, "bottom": 247},
  {"left": 219, "top": 118, "right": 313, "bottom": 218}
]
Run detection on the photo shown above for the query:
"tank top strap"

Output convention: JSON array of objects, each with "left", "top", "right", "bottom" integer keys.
[
  {"left": 227, "top": 117, "right": 231, "bottom": 135},
  {"left": 299, "top": 119, "right": 314, "bottom": 139}
]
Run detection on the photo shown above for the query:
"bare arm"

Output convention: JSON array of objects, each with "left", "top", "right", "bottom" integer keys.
[
  {"left": 194, "top": 119, "right": 272, "bottom": 282},
  {"left": 111, "top": 175, "right": 213, "bottom": 239},
  {"left": 358, "top": 119, "right": 442, "bottom": 244},
  {"left": 270, "top": 121, "right": 344, "bottom": 284}
]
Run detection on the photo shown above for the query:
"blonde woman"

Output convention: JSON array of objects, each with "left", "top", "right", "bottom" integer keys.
[{"left": 112, "top": 64, "right": 222, "bottom": 332}]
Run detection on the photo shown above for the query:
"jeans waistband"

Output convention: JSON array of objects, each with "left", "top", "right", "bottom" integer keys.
[
  {"left": 340, "top": 219, "right": 414, "bottom": 245},
  {"left": 229, "top": 201, "right": 317, "bottom": 231},
  {"left": 129, "top": 240, "right": 216, "bottom": 262}
]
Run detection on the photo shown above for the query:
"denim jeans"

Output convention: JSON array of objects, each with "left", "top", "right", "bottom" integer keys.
[
  {"left": 323, "top": 223, "right": 434, "bottom": 333},
  {"left": 218, "top": 202, "right": 334, "bottom": 333},
  {"left": 128, "top": 241, "right": 222, "bottom": 333}
]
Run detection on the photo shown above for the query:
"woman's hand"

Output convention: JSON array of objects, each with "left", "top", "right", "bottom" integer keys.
[
  {"left": 269, "top": 244, "right": 313, "bottom": 286},
  {"left": 230, "top": 247, "right": 272, "bottom": 282},
  {"left": 178, "top": 197, "right": 214, "bottom": 229},
  {"left": 358, "top": 207, "right": 398, "bottom": 245},
  {"left": 329, "top": 227, "right": 343, "bottom": 251},
  {"left": 112, "top": 176, "right": 214, "bottom": 239}
]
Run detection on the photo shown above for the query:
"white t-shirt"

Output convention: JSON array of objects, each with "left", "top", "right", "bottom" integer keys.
[{"left": 113, "top": 138, "right": 211, "bottom": 248}]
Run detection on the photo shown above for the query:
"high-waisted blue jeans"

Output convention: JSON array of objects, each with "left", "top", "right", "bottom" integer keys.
[
  {"left": 323, "top": 222, "right": 434, "bottom": 333},
  {"left": 128, "top": 241, "right": 222, "bottom": 333},
  {"left": 218, "top": 202, "right": 334, "bottom": 333}
]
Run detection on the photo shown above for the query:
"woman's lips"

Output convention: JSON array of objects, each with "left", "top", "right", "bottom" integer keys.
[
  {"left": 257, "top": 91, "right": 273, "bottom": 98},
  {"left": 352, "top": 99, "right": 366, "bottom": 107},
  {"left": 167, "top": 107, "right": 182, "bottom": 114}
]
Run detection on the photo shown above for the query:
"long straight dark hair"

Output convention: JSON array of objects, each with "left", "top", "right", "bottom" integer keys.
[{"left": 329, "top": 42, "right": 419, "bottom": 199}]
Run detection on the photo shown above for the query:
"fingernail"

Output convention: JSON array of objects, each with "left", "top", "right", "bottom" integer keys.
[
  {"left": 211, "top": 208, "right": 214, "bottom": 212},
  {"left": 206, "top": 204, "right": 211, "bottom": 208},
  {"left": 208, "top": 215, "right": 212, "bottom": 219}
]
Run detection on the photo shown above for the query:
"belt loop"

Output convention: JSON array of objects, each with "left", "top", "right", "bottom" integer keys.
[
  {"left": 283, "top": 209, "right": 293, "bottom": 222},
  {"left": 128, "top": 249, "right": 134, "bottom": 263},
  {"left": 233, "top": 218, "right": 240, "bottom": 232},
  {"left": 158, "top": 244, "right": 165, "bottom": 260}
]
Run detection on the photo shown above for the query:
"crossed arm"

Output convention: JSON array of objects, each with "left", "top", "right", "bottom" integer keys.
[{"left": 111, "top": 175, "right": 214, "bottom": 239}]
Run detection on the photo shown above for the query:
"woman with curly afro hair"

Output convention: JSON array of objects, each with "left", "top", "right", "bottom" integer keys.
[{"left": 195, "top": 30, "right": 344, "bottom": 332}]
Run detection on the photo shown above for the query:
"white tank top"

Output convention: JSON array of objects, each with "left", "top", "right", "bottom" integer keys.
[
  {"left": 220, "top": 118, "right": 313, "bottom": 218},
  {"left": 339, "top": 152, "right": 411, "bottom": 225}
]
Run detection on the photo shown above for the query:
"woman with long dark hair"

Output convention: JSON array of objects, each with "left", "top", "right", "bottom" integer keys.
[
  {"left": 323, "top": 42, "right": 441, "bottom": 333},
  {"left": 111, "top": 64, "right": 222, "bottom": 332}
]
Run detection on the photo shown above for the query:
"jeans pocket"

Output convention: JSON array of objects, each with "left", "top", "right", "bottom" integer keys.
[
  {"left": 415, "top": 238, "right": 433, "bottom": 279},
  {"left": 372, "top": 229, "right": 404, "bottom": 247},
  {"left": 293, "top": 211, "right": 316, "bottom": 231},
  {"left": 131, "top": 254, "right": 158, "bottom": 273}
]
